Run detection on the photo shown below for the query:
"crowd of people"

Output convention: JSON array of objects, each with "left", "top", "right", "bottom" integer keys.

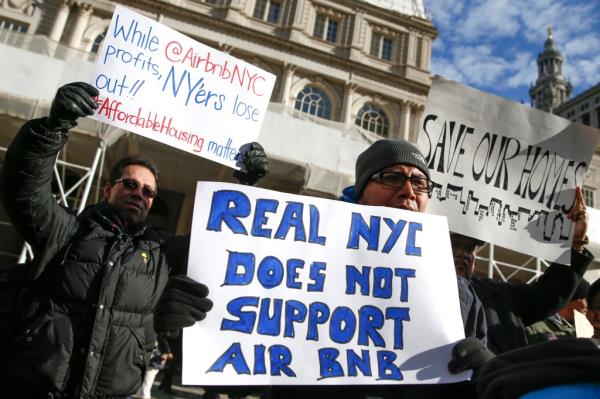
[{"left": 0, "top": 82, "right": 598, "bottom": 399}]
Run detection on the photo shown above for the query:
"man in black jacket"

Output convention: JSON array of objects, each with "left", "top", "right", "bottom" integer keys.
[
  {"left": 448, "top": 188, "right": 593, "bottom": 355},
  {"left": 0, "top": 82, "right": 267, "bottom": 398}
]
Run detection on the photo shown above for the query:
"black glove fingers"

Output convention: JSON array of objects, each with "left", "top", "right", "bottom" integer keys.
[
  {"left": 58, "top": 90, "right": 93, "bottom": 118},
  {"left": 69, "top": 82, "right": 100, "bottom": 98},
  {"left": 159, "top": 288, "right": 213, "bottom": 311},
  {"left": 63, "top": 86, "right": 98, "bottom": 115},
  {"left": 166, "top": 276, "right": 210, "bottom": 297}
]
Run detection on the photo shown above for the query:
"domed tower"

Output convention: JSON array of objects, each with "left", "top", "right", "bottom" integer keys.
[{"left": 529, "top": 27, "right": 572, "bottom": 113}]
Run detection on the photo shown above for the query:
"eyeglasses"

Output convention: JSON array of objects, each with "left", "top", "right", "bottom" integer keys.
[
  {"left": 370, "top": 171, "right": 434, "bottom": 194},
  {"left": 113, "top": 178, "right": 157, "bottom": 199}
]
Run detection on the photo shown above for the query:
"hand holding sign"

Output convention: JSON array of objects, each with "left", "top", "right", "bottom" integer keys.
[
  {"left": 233, "top": 142, "right": 269, "bottom": 186},
  {"left": 567, "top": 187, "right": 589, "bottom": 252},
  {"left": 44, "top": 82, "right": 99, "bottom": 131},
  {"left": 154, "top": 275, "right": 214, "bottom": 335}
]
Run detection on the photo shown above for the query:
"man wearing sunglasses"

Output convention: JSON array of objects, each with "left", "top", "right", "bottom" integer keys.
[{"left": 0, "top": 82, "right": 267, "bottom": 398}]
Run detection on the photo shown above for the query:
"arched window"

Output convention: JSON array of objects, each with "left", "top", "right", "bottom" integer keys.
[
  {"left": 294, "top": 86, "right": 332, "bottom": 120},
  {"left": 355, "top": 103, "right": 389, "bottom": 136},
  {"left": 91, "top": 30, "right": 106, "bottom": 53}
]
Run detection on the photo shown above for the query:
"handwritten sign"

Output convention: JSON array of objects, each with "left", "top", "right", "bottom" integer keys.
[
  {"left": 183, "top": 182, "right": 467, "bottom": 385},
  {"left": 417, "top": 77, "right": 600, "bottom": 265},
  {"left": 90, "top": 5, "right": 276, "bottom": 168}
]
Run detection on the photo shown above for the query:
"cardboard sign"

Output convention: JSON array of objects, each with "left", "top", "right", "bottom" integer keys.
[
  {"left": 183, "top": 182, "right": 467, "bottom": 385},
  {"left": 418, "top": 77, "right": 600, "bottom": 264},
  {"left": 90, "top": 5, "right": 276, "bottom": 168}
]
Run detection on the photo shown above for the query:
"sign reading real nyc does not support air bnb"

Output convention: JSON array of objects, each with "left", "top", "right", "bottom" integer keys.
[
  {"left": 417, "top": 77, "right": 600, "bottom": 265},
  {"left": 183, "top": 182, "right": 467, "bottom": 385},
  {"left": 90, "top": 5, "right": 275, "bottom": 168}
]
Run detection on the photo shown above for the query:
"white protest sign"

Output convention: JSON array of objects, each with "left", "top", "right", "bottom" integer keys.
[
  {"left": 90, "top": 5, "right": 276, "bottom": 168},
  {"left": 417, "top": 77, "right": 600, "bottom": 265},
  {"left": 183, "top": 182, "right": 467, "bottom": 385}
]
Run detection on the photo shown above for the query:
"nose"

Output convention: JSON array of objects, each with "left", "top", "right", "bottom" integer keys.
[{"left": 393, "top": 178, "right": 417, "bottom": 200}]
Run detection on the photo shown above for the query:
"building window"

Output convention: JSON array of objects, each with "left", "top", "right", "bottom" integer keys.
[
  {"left": 582, "top": 112, "right": 590, "bottom": 126},
  {"left": 205, "top": 0, "right": 219, "bottom": 4},
  {"left": 370, "top": 33, "right": 393, "bottom": 61},
  {"left": 313, "top": 14, "right": 339, "bottom": 43},
  {"left": 355, "top": 103, "right": 389, "bottom": 136},
  {"left": 91, "top": 30, "right": 106, "bottom": 53},
  {"left": 0, "top": 18, "right": 28, "bottom": 33},
  {"left": 253, "top": 0, "right": 282, "bottom": 23},
  {"left": 583, "top": 187, "right": 595, "bottom": 208},
  {"left": 295, "top": 86, "right": 332, "bottom": 120},
  {"left": 415, "top": 36, "right": 424, "bottom": 68}
]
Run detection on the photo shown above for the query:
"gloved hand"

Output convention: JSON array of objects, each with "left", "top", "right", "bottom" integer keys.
[
  {"left": 233, "top": 142, "right": 269, "bottom": 186},
  {"left": 154, "top": 275, "right": 213, "bottom": 335},
  {"left": 44, "top": 82, "right": 99, "bottom": 131},
  {"left": 448, "top": 337, "right": 496, "bottom": 376}
]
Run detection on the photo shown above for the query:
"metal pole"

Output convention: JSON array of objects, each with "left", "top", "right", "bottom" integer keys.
[{"left": 78, "top": 144, "right": 103, "bottom": 214}]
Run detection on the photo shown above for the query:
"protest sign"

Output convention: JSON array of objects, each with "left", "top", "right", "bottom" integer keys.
[
  {"left": 183, "top": 182, "right": 467, "bottom": 385},
  {"left": 90, "top": 6, "right": 276, "bottom": 168},
  {"left": 417, "top": 77, "right": 600, "bottom": 265}
]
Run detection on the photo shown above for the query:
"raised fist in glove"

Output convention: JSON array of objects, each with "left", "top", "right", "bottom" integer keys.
[
  {"left": 154, "top": 275, "right": 213, "bottom": 335},
  {"left": 448, "top": 337, "right": 496, "bottom": 376},
  {"left": 233, "top": 142, "right": 269, "bottom": 186},
  {"left": 45, "top": 82, "right": 99, "bottom": 130}
]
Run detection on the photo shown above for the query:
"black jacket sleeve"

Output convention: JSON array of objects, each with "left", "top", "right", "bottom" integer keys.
[
  {"left": 509, "top": 248, "right": 594, "bottom": 326},
  {"left": 0, "top": 118, "right": 78, "bottom": 277}
]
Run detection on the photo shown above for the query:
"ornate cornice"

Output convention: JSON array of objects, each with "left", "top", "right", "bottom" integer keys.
[{"left": 114, "top": 0, "right": 432, "bottom": 96}]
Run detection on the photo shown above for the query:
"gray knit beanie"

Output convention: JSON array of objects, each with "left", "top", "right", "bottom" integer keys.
[{"left": 355, "top": 138, "right": 430, "bottom": 198}]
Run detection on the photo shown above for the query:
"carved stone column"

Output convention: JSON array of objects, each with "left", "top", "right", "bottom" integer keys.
[
  {"left": 279, "top": 63, "right": 297, "bottom": 105},
  {"left": 67, "top": 2, "right": 93, "bottom": 49},
  {"left": 342, "top": 82, "right": 357, "bottom": 125},
  {"left": 401, "top": 101, "right": 412, "bottom": 141},
  {"left": 48, "top": 0, "right": 72, "bottom": 42}
]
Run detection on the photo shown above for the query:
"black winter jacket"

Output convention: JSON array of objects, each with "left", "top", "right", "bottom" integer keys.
[
  {"left": 471, "top": 248, "right": 593, "bottom": 354},
  {"left": 0, "top": 119, "right": 180, "bottom": 398}
]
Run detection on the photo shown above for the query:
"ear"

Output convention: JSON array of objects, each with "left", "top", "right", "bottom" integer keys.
[{"left": 103, "top": 181, "right": 112, "bottom": 200}]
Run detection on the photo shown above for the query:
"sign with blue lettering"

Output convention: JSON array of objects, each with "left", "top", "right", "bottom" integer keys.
[
  {"left": 183, "top": 182, "right": 468, "bottom": 385},
  {"left": 90, "top": 5, "right": 276, "bottom": 168},
  {"left": 417, "top": 77, "right": 600, "bottom": 264}
]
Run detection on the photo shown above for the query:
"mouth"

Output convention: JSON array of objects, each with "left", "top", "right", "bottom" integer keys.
[
  {"left": 392, "top": 201, "right": 417, "bottom": 211},
  {"left": 124, "top": 201, "right": 144, "bottom": 213},
  {"left": 453, "top": 258, "right": 469, "bottom": 277}
]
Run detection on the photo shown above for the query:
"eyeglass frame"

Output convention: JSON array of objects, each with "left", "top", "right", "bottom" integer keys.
[
  {"left": 112, "top": 177, "right": 158, "bottom": 199},
  {"left": 369, "top": 171, "right": 435, "bottom": 194}
]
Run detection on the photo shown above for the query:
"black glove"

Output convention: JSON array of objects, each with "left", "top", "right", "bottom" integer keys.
[
  {"left": 233, "top": 142, "right": 269, "bottom": 186},
  {"left": 154, "top": 275, "right": 213, "bottom": 335},
  {"left": 44, "top": 82, "right": 99, "bottom": 130},
  {"left": 448, "top": 337, "right": 496, "bottom": 376}
]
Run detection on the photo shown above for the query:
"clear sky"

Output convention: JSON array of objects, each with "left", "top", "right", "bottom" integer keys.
[{"left": 423, "top": 0, "right": 600, "bottom": 104}]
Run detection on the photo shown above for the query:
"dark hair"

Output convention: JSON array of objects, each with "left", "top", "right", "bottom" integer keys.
[
  {"left": 587, "top": 278, "right": 600, "bottom": 305},
  {"left": 108, "top": 156, "right": 159, "bottom": 186}
]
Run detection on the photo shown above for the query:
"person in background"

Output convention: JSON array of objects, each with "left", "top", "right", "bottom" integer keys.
[
  {"left": 133, "top": 336, "right": 173, "bottom": 399},
  {"left": 526, "top": 279, "right": 590, "bottom": 343},
  {"left": 448, "top": 188, "right": 592, "bottom": 356},
  {"left": 586, "top": 278, "right": 600, "bottom": 339}
]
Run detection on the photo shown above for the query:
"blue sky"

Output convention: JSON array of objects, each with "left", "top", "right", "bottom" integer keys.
[{"left": 423, "top": 0, "right": 600, "bottom": 104}]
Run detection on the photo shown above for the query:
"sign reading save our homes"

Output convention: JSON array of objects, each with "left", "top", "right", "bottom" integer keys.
[
  {"left": 417, "top": 77, "right": 600, "bottom": 265},
  {"left": 90, "top": 5, "right": 276, "bottom": 168},
  {"left": 183, "top": 182, "right": 468, "bottom": 385}
]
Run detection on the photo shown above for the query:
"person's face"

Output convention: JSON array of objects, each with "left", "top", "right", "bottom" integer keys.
[
  {"left": 559, "top": 298, "right": 587, "bottom": 322},
  {"left": 587, "top": 292, "right": 600, "bottom": 338},
  {"left": 450, "top": 234, "right": 479, "bottom": 279},
  {"left": 103, "top": 165, "right": 157, "bottom": 225},
  {"left": 358, "top": 164, "right": 429, "bottom": 213}
]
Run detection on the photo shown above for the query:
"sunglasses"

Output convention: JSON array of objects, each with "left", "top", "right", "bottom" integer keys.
[
  {"left": 370, "top": 171, "right": 434, "bottom": 194},
  {"left": 113, "top": 178, "right": 157, "bottom": 199}
]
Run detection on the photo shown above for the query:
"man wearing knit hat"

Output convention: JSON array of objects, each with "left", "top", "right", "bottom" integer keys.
[{"left": 353, "top": 138, "right": 432, "bottom": 211}]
